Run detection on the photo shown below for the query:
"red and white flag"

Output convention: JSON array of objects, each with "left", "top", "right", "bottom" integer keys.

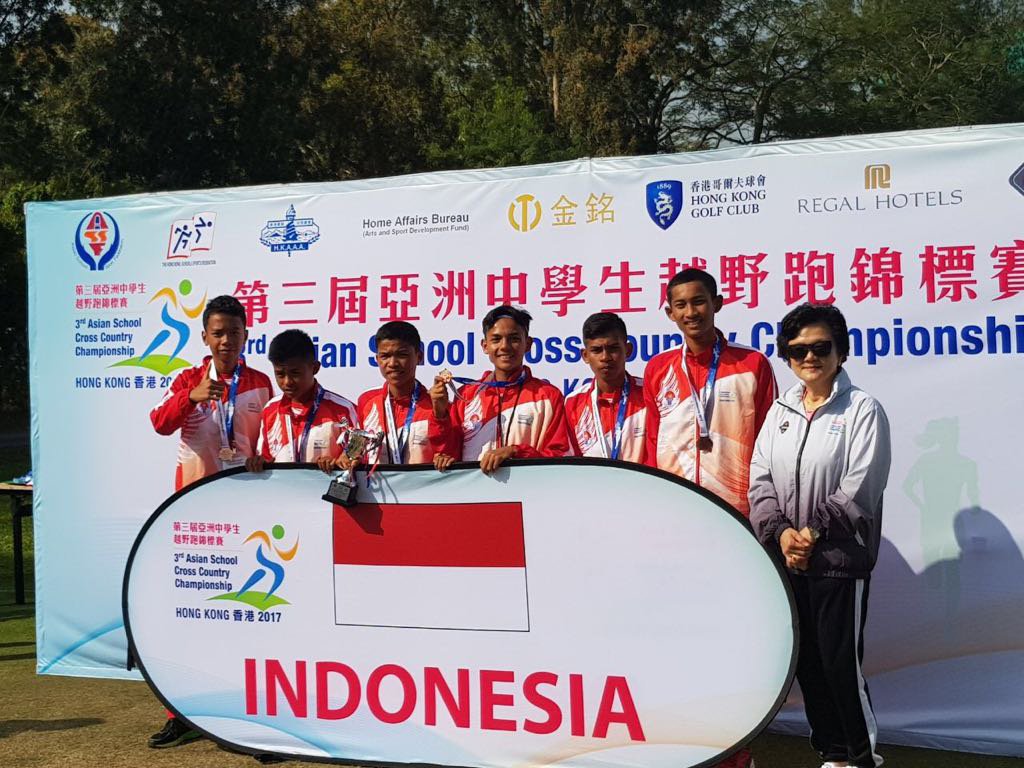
[{"left": 333, "top": 502, "right": 529, "bottom": 631}]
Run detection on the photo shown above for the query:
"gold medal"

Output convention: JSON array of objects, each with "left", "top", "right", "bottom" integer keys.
[
  {"left": 219, "top": 447, "right": 237, "bottom": 461},
  {"left": 438, "top": 369, "right": 453, "bottom": 384}
]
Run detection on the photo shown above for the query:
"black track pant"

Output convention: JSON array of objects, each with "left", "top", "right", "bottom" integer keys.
[{"left": 790, "top": 573, "right": 882, "bottom": 768}]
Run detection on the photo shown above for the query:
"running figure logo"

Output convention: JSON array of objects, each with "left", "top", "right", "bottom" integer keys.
[
  {"left": 113, "top": 279, "right": 207, "bottom": 375},
  {"left": 212, "top": 524, "right": 299, "bottom": 610}
]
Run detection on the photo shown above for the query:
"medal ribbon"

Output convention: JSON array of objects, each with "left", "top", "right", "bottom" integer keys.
[
  {"left": 383, "top": 381, "right": 420, "bottom": 464},
  {"left": 212, "top": 358, "right": 243, "bottom": 452},
  {"left": 283, "top": 384, "right": 325, "bottom": 461},
  {"left": 590, "top": 376, "right": 631, "bottom": 460},
  {"left": 680, "top": 338, "right": 721, "bottom": 441}
]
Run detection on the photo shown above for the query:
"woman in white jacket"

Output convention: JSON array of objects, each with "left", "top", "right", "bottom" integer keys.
[{"left": 749, "top": 303, "right": 891, "bottom": 768}]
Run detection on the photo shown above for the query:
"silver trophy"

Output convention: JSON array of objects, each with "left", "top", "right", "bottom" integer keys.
[{"left": 322, "top": 427, "right": 385, "bottom": 507}]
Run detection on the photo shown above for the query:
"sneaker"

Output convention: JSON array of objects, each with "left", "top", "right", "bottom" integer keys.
[{"left": 147, "top": 717, "right": 201, "bottom": 749}]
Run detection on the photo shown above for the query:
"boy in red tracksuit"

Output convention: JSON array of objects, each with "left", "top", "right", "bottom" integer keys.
[
  {"left": 355, "top": 321, "right": 455, "bottom": 465},
  {"left": 247, "top": 329, "right": 360, "bottom": 471},
  {"left": 642, "top": 268, "right": 775, "bottom": 768},
  {"left": 565, "top": 312, "right": 646, "bottom": 463},
  {"left": 148, "top": 294, "right": 272, "bottom": 748},
  {"left": 643, "top": 268, "right": 776, "bottom": 517},
  {"left": 434, "top": 305, "right": 568, "bottom": 474}
]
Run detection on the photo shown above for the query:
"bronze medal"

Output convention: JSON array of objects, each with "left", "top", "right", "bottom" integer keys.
[{"left": 697, "top": 435, "right": 714, "bottom": 453}]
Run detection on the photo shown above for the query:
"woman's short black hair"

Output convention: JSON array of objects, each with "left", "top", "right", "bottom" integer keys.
[{"left": 777, "top": 303, "right": 850, "bottom": 362}]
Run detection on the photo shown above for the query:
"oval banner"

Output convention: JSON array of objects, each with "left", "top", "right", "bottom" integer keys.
[{"left": 124, "top": 460, "right": 796, "bottom": 767}]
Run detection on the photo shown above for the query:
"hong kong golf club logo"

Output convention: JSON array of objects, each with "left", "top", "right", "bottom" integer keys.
[{"left": 646, "top": 181, "right": 683, "bottom": 230}]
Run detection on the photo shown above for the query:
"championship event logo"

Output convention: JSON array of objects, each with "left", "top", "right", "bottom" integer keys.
[
  {"left": 211, "top": 524, "right": 299, "bottom": 610},
  {"left": 646, "top": 181, "right": 683, "bottom": 230},
  {"left": 74, "top": 211, "right": 122, "bottom": 271},
  {"left": 112, "top": 279, "right": 207, "bottom": 375}
]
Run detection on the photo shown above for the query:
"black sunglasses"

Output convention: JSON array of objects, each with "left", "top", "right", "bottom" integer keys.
[{"left": 786, "top": 340, "right": 833, "bottom": 360}]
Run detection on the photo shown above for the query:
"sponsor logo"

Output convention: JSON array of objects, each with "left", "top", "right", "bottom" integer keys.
[
  {"left": 864, "top": 164, "right": 891, "bottom": 189},
  {"left": 111, "top": 279, "right": 207, "bottom": 375},
  {"left": 780, "top": 420, "right": 790, "bottom": 434},
  {"left": 166, "top": 212, "right": 216, "bottom": 266},
  {"left": 797, "top": 164, "right": 963, "bottom": 215},
  {"left": 74, "top": 211, "right": 122, "bottom": 271},
  {"left": 687, "top": 174, "right": 767, "bottom": 220},
  {"left": 1008, "top": 162, "right": 1024, "bottom": 197},
  {"left": 361, "top": 212, "right": 470, "bottom": 239},
  {"left": 211, "top": 524, "right": 299, "bottom": 610},
  {"left": 646, "top": 181, "right": 683, "bottom": 230},
  {"left": 718, "top": 389, "right": 736, "bottom": 402},
  {"left": 507, "top": 193, "right": 543, "bottom": 232},
  {"left": 516, "top": 413, "right": 535, "bottom": 427},
  {"left": 260, "top": 205, "right": 320, "bottom": 254}
]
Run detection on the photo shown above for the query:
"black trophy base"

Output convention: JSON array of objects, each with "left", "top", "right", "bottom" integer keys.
[{"left": 323, "top": 477, "right": 359, "bottom": 507}]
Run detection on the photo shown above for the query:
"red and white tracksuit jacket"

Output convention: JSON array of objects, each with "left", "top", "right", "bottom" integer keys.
[
  {"left": 643, "top": 334, "right": 776, "bottom": 516},
  {"left": 564, "top": 374, "right": 647, "bottom": 464},
  {"left": 257, "top": 383, "right": 360, "bottom": 463},
  {"left": 151, "top": 356, "right": 272, "bottom": 490},
  {"left": 448, "top": 367, "right": 569, "bottom": 461},
  {"left": 357, "top": 382, "right": 457, "bottom": 464}
]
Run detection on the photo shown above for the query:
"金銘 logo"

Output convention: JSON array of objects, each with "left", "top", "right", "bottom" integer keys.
[
  {"left": 74, "top": 211, "right": 122, "bottom": 271},
  {"left": 864, "top": 164, "right": 891, "bottom": 190},
  {"left": 507, "top": 193, "right": 542, "bottom": 232},
  {"left": 646, "top": 181, "right": 683, "bottom": 230},
  {"left": 260, "top": 205, "right": 321, "bottom": 254}
]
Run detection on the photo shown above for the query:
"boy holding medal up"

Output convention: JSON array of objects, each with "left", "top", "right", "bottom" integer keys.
[
  {"left": 434, "top": 305, "right": 568, "bottom": 474},
  {"left": 352, "top": 322, "right": 455, "bottom": 466},
  {"left": 148, "top": 294, "right": 272, "bottom": 748},
  {"left": 151, "top": 294, "right": 272, "bottom": 490},
  {"left": 643, "top": 271, "right": 775, "bottom": 768},
  {"left": 247, "top": 329, "right": 359, "bottom": 470},
  {"left": 565, "top": 312, "right": 646, "bottom": 463}
]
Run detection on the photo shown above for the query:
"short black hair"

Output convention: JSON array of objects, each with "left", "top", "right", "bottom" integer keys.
[
  {"left": 582, "top": 312, "right": 628, "bottom": 341},
  {"left": 202, "top": 295, "right": 247, "bottom": 329},
  {"left": 482, "top": 305, "right": 532, "bottom": 335},
  {"left": 666, "top": 268, "right": 717, "bottom": 301},
  {"left": 375, "top": 321, "right": 421, "bottom": 349},
  {"left": 268, "top": 329, "right": 317, "bottom": 365},
  {"left": 777, "top": 303, "right": 850, "bottom": 362}
]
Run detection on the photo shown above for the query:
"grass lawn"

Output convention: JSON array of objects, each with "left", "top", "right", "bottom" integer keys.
[{"left": 0, "top": 440, "right": 1020, "bottom": 767}]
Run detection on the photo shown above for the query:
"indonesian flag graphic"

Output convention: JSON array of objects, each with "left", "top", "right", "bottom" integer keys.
[{"left": 333, "top": 502, "right": 529, "bottom": 631}]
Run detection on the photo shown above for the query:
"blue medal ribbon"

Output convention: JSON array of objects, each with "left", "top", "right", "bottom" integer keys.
[
  {"left": 216, "top": 358, "right": 243, "bottom": 451},
  {"left": 450, "top": 370, "right": 527, "bottom": 389},
  {"left": 680, "top": 338, "right": 721, "bottom": 440},
  {"left": 384, "top": 381, "right": 420, "bottom": 463},
  {"left": 590, "top": 376, "right": 632, "bottom": 460},
  {"left": 291, "top": 385, "right": 324, "bottom": 461}
]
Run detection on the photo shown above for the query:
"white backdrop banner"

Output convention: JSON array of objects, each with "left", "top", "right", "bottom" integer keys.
[
  {"left": 124, "top": 463, "right": 795, "bottom": 767},
  {"left": 26, "top": 123, "right": 1024, "bottom": 755}
]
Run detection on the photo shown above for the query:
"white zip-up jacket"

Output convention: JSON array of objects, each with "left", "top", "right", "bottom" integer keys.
[{"left": 748, "top": 369, "right": 891, "bottom": 577}]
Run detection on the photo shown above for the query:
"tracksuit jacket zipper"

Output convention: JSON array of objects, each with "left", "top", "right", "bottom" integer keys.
[{"left": 793, "top": 408, "right": 819, "bottom": 532}]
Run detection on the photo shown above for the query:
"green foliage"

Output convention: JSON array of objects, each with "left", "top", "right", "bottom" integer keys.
[{"left": 2, "top": 0, "right": 1024, "bottom": 422}]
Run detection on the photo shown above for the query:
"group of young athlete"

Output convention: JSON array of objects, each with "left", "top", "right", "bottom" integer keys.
[{"left": 147, "top": 266, "right": 775, "bottom": 767}]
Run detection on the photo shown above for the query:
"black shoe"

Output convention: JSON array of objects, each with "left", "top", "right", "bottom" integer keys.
[{"left": 147, "top": 717, "right": 201, "bottom": 749}]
